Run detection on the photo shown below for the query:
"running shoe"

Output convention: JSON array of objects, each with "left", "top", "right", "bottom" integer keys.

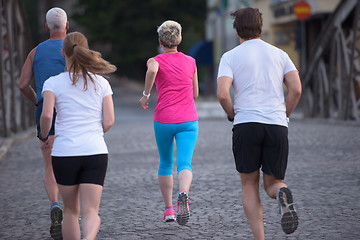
[
  {"left": 164, "top": 208, "right": 176, "bottom": 222},
  {"left": 176, "top": 191, "right": 190, "bottom": 225},
  {"left": 50, "top": 203, "right": 63, "bottom": 240},
  {"left": 277, "top": 187, "right": 298, "bottom": 234}
]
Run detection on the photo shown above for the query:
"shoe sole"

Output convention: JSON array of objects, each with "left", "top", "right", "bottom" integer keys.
[
  {"left": 165, "top": 216, "right": 175, "bottom": 222},
  {"left": 278, "top": 188, "right": 298, "bottom": 234},
  {"left": 50, "top": 206, "right": 63, "bottom": 240},
  {"left": 177, "top": 192, "right": 190, "bottom": 226}
]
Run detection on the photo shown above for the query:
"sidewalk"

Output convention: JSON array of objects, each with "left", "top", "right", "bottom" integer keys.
[{"left": 0, "top": 78, "right": 359, "bottom": 239}]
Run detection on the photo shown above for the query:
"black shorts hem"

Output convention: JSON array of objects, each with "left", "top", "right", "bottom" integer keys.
[{"left": 52, "top": 154, "right": 108, "bottom": 186}]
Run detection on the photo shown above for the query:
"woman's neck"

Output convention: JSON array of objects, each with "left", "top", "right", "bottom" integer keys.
[{"left": 163, "top": 46, "right": 178, "bottom": 53}]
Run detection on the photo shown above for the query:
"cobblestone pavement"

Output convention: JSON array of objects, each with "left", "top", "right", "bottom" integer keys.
[{"left": 0, "top": 79, "right": 359, "bottom": 239}]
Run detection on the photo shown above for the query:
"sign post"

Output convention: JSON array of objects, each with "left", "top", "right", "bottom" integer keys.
[{"left": 294, "top": 1, "right": 312, "bottom": 75}]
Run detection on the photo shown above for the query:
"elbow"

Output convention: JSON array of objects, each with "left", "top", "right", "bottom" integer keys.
[
  {"left": 288, "top": 85, "right": 302, "bottom": 100},
  {"left": 193, "top": 91, "right": 199, "bottom": 99},
  {"left": 105, "top": 119, "right": 115, "bottom": 128},
  {"left": 294, "top": 87, "right": 302, "bottom": 99},
  {"left": 103, "top": 118, "right": 114, "bottom": 132},
  {"left": 217, "top": 91, "right": 227, "bottom": 103},
  {"left": 298, "top": 84, "right": 302, "bottom": 96},
  {"left": 40, "top": 114, "right": 52, "bottom": 124},
  {"left": 109, "top": 118, "right": 115, "bottom": 128},
  {"left": 147, "top": 69, "right": 157, "bottom": 77},
  {"left": 149, "top": 69, "right": 157, "bottom": 75},
  {"left": 18, "top": 81, "right": 27, "bottom": 92}
]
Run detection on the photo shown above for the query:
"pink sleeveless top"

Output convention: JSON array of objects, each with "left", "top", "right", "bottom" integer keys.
[{"left": 153, "top": 52, "right": 198, "bottom": 123}]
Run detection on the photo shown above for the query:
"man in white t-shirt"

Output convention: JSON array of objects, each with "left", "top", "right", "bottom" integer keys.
[{"left": 217, "top": 8, "right": 302, "bottom": 239}]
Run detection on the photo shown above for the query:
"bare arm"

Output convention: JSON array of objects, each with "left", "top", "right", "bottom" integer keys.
[
  {"left": 217, "top": 76, "right": 235, "bottom": 120},
  {"left": 284, "top": 70, "right": 302, "bottom": 117},
  {"left": 193, "top": 67, "right": 199, "bottom": 99},
  {"left": 102, "top": 94, "right": 115, "bottom": 133},
  {"left": 139, "top": 58, "right": 159, "bottom": 109},
  {"left": 40, "top": 91, "right": 55, "bottom": 139},
  {"left": 19, "top": 48, "right": 37, "bottom": 105}
]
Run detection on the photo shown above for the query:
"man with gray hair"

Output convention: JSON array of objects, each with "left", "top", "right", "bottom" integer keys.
[{"left": 19, "top": 7, "right": 68, "bottom": 240}]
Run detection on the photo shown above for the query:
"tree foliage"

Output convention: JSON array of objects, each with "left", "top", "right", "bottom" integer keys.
[{"left": 72, "top": 0, "right": 206, "bottom": 79}]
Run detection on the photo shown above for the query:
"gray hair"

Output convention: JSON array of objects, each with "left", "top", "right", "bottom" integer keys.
[
  {"left": 46, "top": 7, "right": 67, "bottom": 32},
  {"left": 157, "top": 20, "right": 182, "bottom": 48}
]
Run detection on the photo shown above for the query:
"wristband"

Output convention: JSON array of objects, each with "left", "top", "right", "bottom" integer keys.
[
  {"left": 227, "top": 116, "right": 234, "bottom": 122},
  {"left": 38, "top": 135, "right": 49, "bottom": 142},
  {"left": 143, "top": 90, "right": 150, "bottom": 98}
]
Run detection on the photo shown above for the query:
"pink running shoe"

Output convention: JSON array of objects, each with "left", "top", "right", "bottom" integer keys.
[
  {"left": 177, "top": 191, "right": 190, "bottom": 225},
  {"left": 164, "top": 208, "right": 175, "bottom": 222}
]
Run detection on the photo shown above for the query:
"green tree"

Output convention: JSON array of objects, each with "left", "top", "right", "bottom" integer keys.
[{"left": 72, "top": 0, "right": 206, "bottom": 79}]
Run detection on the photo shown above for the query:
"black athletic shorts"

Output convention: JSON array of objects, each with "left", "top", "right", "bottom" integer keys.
[
  {"left": 232, "top": 122, "right": 288, "bottom": 179},
  {"left": 52, "top": 154, "right": 108, "bottom": 186}
]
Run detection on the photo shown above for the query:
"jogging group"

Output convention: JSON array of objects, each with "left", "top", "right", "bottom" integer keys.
[{"left": 19, "top": 6, "right": 301, "bottom": 240}]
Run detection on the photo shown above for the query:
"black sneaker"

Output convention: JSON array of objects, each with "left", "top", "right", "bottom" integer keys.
[
  {"left": 277, "top": 187, "right": 298, "bottom": 234},
  {"left": 176, "top": 191, "right": 190, "bottom": 225},
  {"left": 50, "top": 204, "right": 63, "bottom": 240}
]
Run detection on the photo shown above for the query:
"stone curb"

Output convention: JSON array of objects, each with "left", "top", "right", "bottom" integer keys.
[{"left": 0, "top": 128, "right": 35, "bottom": 163}]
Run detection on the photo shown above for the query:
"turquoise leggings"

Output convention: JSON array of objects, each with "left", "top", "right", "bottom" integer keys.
[{"left": 154, "top": 120, "right": 198, "bottom": 176}]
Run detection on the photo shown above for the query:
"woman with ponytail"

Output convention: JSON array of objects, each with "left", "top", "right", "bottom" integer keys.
[{"left": 40, "top": 31, "right": 116, "bottom": 240}]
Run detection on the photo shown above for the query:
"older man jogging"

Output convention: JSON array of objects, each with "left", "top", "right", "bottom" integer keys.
[{"left": 19, "top": 7, "right": 69, "bottom": 239}]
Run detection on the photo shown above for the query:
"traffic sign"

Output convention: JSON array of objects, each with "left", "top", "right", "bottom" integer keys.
[{"left": 293, "top": 1, "right": 312, "bottom": 20}]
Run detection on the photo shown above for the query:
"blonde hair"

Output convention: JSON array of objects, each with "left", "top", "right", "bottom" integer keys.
[
  {"left": 46, "top": 7, "right": 67, "bottom": 32},
  {"left": 157, "top": 20, "right": 182, "bottom": 48},
  {"left": 63, "top": 32, "right": 117, "bottom": 90}
]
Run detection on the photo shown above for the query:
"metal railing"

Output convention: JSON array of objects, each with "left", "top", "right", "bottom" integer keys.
[{"left": 302, "top": 0, "right": 360, "bottom": 121}]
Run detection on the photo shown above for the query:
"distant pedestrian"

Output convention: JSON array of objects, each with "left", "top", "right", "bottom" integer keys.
[
  {"left": 40, "top": 31, "right": 116, "bottom": 240},
  {"left": 18, "top": 7, "right": 69, "bottom": 239},
  {"left": 139, "top": 20, "right": 199, "bottom": 225},
  {"left": 217, "top": 8, "right": 302, "bottom": 239}
]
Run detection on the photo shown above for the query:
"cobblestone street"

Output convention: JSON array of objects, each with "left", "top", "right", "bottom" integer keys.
[{"left": 0, "top": 80, "right": 359, "bottom": 239}]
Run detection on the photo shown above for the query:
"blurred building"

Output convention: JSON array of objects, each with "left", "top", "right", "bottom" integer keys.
[
  {"left": 206, "top": 0, "right": 341, "bottom": 72},
  {"left": 264, "top": 0, "right": 340, "bottom": 71},
  {"left": 204, "top": 0, "right": 253, "bottom": 95},
  {"left": 205, "top": 0, "right": 360, "bottom": 121},
  {"left": 206, "top": 0, "right": 253, "bottom": 64}
]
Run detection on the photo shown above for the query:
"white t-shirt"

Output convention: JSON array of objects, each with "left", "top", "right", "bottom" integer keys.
[
  {"left": 42, "top": 72, "right": 113, "bottom": 156},
  {"left": 217, "top": 39, "right": 297, "bottom": 127}
]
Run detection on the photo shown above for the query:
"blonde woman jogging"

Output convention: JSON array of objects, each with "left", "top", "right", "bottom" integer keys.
[
  {"left": 139, "top": 20, "right": 199, "bottom": 225},
  {"left": 40, "top": 32, "right": 116, "bottom": 240}
]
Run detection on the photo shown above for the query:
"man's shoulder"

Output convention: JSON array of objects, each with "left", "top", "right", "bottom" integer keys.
[
  {"left": 221, "top": 45, "right": 241, "bottom": 60},
  {"left": 36, "top": 39, "right": 50, "bottom": 47},
  {"left": 37, "top": 39, "right": 63, "bottom": 49},
  {"left": 258, "top": 40, "right": 285, "bottom": 53},
  {"left": 28, "top": 47, "right": 37, "bottom": 61}
]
